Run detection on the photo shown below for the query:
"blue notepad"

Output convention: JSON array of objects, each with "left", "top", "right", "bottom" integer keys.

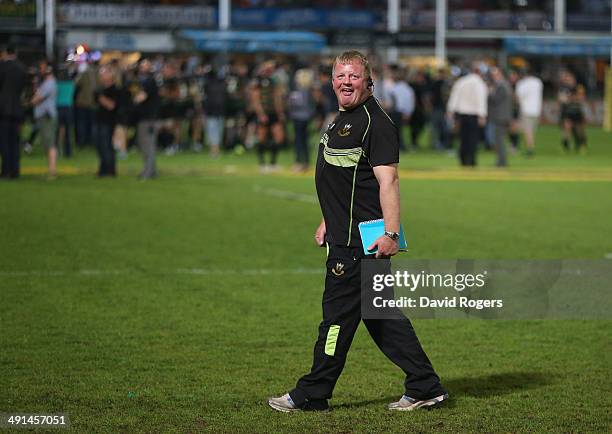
[{"left": 358, "top": 219, "right": 408, "bottom": 255}]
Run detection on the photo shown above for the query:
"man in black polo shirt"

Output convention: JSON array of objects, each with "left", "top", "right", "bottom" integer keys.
[
  {"left": 94, "top": 66, "right": 120, "bottom": 177},
  {"left": 268, "top": 51, "right": 448, "bottom": 412}
]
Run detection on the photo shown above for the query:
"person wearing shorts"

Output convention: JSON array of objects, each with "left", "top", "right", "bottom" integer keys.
[
  {"left": 251, "top": 61, "right": 285, "bottom": 172},
  {"left": 515, "top": 70, "right": 543, "bottom": 157},
  {"left": 32, "top": 66, "right": 58, "bottom": 178}
]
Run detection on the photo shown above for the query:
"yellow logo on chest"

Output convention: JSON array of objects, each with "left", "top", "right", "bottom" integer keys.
[{"left": 338, "top": 123, "right": 352, "bottom": 137}]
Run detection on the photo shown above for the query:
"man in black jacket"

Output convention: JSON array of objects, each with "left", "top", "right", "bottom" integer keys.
[
  {"left": 0, "top": 44, "right": 27, "bottom": 178},
  {"left": 95, "top": 66, "right": 120, "bottom": 177}
]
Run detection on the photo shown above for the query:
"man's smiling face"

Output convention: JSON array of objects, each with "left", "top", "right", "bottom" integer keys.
[{"left": 332, "top": 61, "right": 370, "bottom": 110}]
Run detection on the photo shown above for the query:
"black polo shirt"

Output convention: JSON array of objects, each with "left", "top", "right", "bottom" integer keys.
[
  {"left": 95, "top": 84, "right": 120, "bottom": 125},
  {"left": 315, "top": 95, "right": 399, "bottom": 247}
]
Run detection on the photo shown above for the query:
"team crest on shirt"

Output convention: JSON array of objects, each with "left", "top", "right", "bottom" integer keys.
[
  {"left": 338, "top": 123, "right": 352, "bottom": 137},
  {"left": 331, "top": 262, "right": 345, "bottom": 276}
]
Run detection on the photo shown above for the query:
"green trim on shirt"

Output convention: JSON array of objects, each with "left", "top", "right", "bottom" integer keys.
[{"left": 323, "top": 145, "right": 362, "bottom": 167}]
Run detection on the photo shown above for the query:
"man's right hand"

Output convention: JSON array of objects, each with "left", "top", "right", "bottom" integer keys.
[{"left": 314, "top": 220, "right": 326, "bottom": 247}]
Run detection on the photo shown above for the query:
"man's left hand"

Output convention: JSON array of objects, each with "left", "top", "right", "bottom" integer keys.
[{"left": 368, "top": 235, "right": 399, "bottom": 258}]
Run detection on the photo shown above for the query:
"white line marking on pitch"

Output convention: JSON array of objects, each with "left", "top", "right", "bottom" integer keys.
[
  {"left": 253, "top": 185, "right": 318, "bottom": 204},
  {"left": 175, "top": 268, "right": 321, "bottom": 275},
  {"left": 0, "top": 268, "right": 322, "bottom": 277}
]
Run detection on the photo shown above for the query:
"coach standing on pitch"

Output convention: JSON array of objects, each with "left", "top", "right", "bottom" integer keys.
[{"left": 268, "top": 51, "right": 448, "bottom": 412}]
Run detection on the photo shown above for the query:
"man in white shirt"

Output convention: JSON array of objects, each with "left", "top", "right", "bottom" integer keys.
[
  {"left": 447, "top": 63, "right": 488, "bottom": 166},
  {"left": 515, "top": 70, "right": 543, "bottom": 156}
]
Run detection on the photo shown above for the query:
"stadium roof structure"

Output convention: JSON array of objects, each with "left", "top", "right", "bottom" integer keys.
[{"left": 177, "top": 30, "right": 326, "bottom": 54}]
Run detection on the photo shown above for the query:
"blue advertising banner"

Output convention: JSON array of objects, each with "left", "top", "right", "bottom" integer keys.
[
  {"left": 179, "top": 30, "right": 326, "bottom": 54},
  {"left": 231, "top": 8, "right": 379, "bottom": 29},
  {"left": 504, "top": 36, "right": 612, "bottom": 56}
]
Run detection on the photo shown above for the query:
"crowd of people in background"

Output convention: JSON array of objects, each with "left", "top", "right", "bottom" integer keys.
[{"left": 0, "top": 43, "right": 592, "bottom": 179}]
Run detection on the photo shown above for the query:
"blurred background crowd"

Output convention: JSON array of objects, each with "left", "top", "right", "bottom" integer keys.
[
  {"left": 0, "top": 47, "right": 597, "bottom": 177},
  {"left": 0, "top": 0, "right": 610, "bottom": 178}
]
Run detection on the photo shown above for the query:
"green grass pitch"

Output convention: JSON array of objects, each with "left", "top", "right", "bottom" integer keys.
[{"left": 1, "top": 125, "right": 611, "bottom": 432}]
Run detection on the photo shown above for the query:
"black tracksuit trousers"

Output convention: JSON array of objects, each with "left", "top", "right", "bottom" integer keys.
[
  {"left": 458, "top": 113, "right": 479, "bottom": 166},
  {"left": 289, "top": 244, "right": 446, "bottom": 408}
]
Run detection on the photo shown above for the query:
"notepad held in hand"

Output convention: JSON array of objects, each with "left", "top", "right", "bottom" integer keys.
[{"left": 358, "top": 219, "right": 408, "bottom": 255}]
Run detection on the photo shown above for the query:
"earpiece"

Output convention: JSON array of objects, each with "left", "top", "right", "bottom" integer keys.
[{"left": 367, "top": 77, "right": 374, "bottom": 89}]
